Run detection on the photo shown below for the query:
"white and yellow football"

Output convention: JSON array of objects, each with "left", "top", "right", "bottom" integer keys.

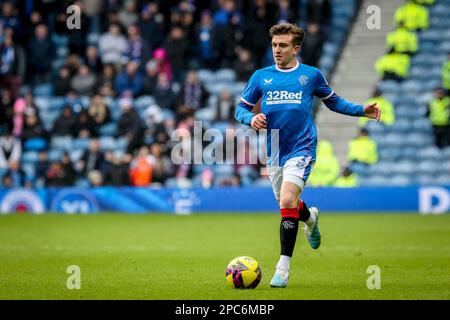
[{"left": 225, "top": 256, "right": 262, "bottom": 289}]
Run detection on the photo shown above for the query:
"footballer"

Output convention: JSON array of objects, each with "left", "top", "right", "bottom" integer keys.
[{"left": 235, "top": 23, "right": 381, "bottom": 288}]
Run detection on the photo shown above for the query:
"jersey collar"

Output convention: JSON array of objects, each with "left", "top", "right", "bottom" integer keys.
[{"left": 275, "top": 60, "right": 300, "bottom": 72}]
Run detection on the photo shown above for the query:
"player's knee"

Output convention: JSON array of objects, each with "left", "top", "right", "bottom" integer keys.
[{"left": 279, "top": 192, "right": 297, "bottom": 209}]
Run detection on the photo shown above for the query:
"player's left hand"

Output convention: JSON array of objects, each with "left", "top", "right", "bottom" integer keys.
[{"left": 363, "top": 102, "right": 381, "bottom": 121}]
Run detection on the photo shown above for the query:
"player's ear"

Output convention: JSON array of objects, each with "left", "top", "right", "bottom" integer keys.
[{"left": 294, "top": 45, "right": 301, "bottom": 54}]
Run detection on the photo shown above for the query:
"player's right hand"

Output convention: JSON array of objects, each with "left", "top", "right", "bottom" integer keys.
[{"left": 251, "top": 113, "right": 267, "bottom": 130}]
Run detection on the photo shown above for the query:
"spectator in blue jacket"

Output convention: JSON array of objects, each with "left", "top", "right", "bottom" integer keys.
[{"left": 115, "top": 61, "right": 143, "bottom": 97}]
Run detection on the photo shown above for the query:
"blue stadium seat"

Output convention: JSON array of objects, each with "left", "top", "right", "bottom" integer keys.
[
  {"left": 417, "top": 146, "right": 442, "bottom": 161},
  {"left": 75, "top": 179, "right": 90, "bottom": 188},
  {"left": 213, "top": 121, "right": 233, "bottom": 134},
  {"left": 24, "top": 138, "right": 47, "bottom": 151},
  {"left": 213, "top": 164, "right": 234, "bottom": 176},
  {"left": 443, "top": 146, "right": 450, "bottom": 160},
  {"left": 396, "top": 106, "right": 425, "bottom": 120},
  {"left": 438, "top": 40, "right": 450, "bottom": 53},
  {"left": 418, "top": 30, "right": 441, "bottom": 42},
  {"left": 99, "top": 136, "right": 116, "bottom": 151},
  {"left": 360, "top": 175, "right": 391, "bottom": 186},
  {"left": 42, "top": 110, "right": 59, "bottom": 131},
  {"left": 417, "top": 160, "right": 441, "bottom": 175},
  {"left": 378, "top": 80, "right": 400, "bottom": 94},
  {"left": 322, "top": 42, "right": 339, "bottom": 58},
  {"left": 390, "top": 119, "right": 413, "bottom": 133},
  {"left": 49, "top": 97, "right": 66, "bottom": 111},
  {"left": 73, "top": 138, "right": 91, "bottom": 150},
  {"left": 193, "top": 164, "right": 212, "bottom": 176},
  {"left": 412, "top": 118, "right": 433, "bottom": 132},
  {"left": 33, "top": 84, "right": 54, "bottom": 97},
  {"left": 382, "top": 133, "right": 405, "bottom": 148},
  {"left": 214, "top": 69, "right": 236, "bottom": 83},
  {"left": 411, "top": 53, "right": 436, "bottom": 67},
  {"left": 51, "top": 34, "right": 69, "bottom": 46},
  {"left": 436, "top": 175, "right": 450, "bottom": 185},
  {"left": 420, "top": 41, "right": 438, "bottom": 53},
  {"left": 21, "top": 151, "right": 39, "bottom": 163},
  {"left": 162, "top": 109, "right": 175, "bottom": 120},
  {"left": 50, "top": 136, "right": 73, "bottom": 151},
  {"left": 389, "top": 175, "right": 413, "bottom": 186},
  {"left": 409, "top": 67, "right": 429, "bottom": 81},
  {"left": 87, "top": 33, "right": 100, "bottom": 45},
  {"left": 406, "top": 132, "right": 433, "bottom": 147},
  {"left": 48, "top": 149, "right": 63, "bottom": 162},
  {"left": 51, "top": 57, "right": 67, "bottom": 71},
  {"left": 379, "top": 147, "right": 403, "bottom": 161},
  {"left": 366, "top": 120, "right": 388, "bottom": 134},
  {"left": 441, "top": 159, "right": 450, "bottom": 171},
  {"left": 99, "top": 123, "right": 117, "bottom": 136},
  {"left": 194, "top": 107, "right": 216, "bottom": 122},
  {"left": 69, "top": 149, "right": 84, "bottom": 162},
  {"left": 197, "top": 69, "right": 214, "bottom": 83},
  {"left": 22, "top": 163, "right": 35, "bottom": 178},
  {"left": 392, "top": 161, "right": 415, "bottom": 175},
  {"left": 423, "top": 79, "right": 443, "bottom": 91},
  {"left": 237, "top": 165, "right": 258, "bottom": 180},
  {"left": 369, "top": 161, "right": 394, "bottom": 176},
  {"left": 56, "top": 46, "right": 69, "bottom": 59},
  {"left": 401, "top": 147, "right": 420, "bottom": 161},
  {"left": 253, "top": 177, "right": 272, "bottom": 187},
  {"left": 135, "top": 95, "right": 156, "bottom": 110},
  {"left": 416, "top": 174, "right": 436, "bottom": 186},
  {"left": 116, "top": 137, "right": 128, "bottom": 152},
  {"left": 229, "top": 82, "right": 246, "bottom": 96}
]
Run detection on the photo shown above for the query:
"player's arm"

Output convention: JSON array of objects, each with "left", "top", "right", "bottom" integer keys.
[
  {"left": 234, "top": 71, "right": 266, "bottom": 128},
  {"left": 314, "top": 69, "right": 381, "bottom": 121}
]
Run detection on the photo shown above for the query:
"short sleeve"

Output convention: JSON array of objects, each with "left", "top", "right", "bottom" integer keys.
[
  {"left": 240, "top": 71, "right": 262, "bottom": 106},
  {"left": 313, "top": 69, "right": 334, "bottom": 100}
]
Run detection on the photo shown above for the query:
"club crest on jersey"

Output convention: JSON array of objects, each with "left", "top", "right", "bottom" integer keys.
[
  {"left": 264, "top": 78, "right": 273, "bottom": 85},
  {"left": 298, "top": 75, "right": 309, "bottom": 86}
]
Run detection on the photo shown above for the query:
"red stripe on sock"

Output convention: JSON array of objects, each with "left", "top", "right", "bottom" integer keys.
[
  {"left": 280, "top": 207, "right": 299, "bottom": 219},
  {"left": 298, "top": 200, "right": 305, "bottom": 212}
]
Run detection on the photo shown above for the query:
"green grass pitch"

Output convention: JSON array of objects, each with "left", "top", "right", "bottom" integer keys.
[{"left": 0, "top": 213, "right": 449, "bottom": 300}]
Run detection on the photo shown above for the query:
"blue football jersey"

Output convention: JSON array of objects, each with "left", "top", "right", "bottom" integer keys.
[{"left": 235, "top": 61, "right": 365, "bottom": 168}]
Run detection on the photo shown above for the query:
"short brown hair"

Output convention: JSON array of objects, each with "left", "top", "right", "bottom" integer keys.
[{"left": 269, "top": 23, "right": 305, "bottom": 46}]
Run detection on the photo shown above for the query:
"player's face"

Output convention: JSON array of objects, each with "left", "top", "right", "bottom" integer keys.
[{"left": 271, "top": 34, "right": 300, "bottom": 68}]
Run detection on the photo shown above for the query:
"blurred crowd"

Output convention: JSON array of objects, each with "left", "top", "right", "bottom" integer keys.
[{"left": 0, "top": 0, "right": 333, "bottom": 188}]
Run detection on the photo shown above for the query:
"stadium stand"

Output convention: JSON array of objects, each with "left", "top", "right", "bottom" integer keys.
[
  {"left": 357, "top": 0, "right": 450, "bottom": 186},
  {"left": 1, "top": 0, "right": 361, "bottom": 189}
]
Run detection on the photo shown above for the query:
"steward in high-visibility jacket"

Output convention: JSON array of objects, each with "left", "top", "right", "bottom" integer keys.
[
  {"left": 386, "top": 25, "right": 418, "bottom": 55},
  {"left": 348, "top": 128, "right": 378, "bottom": 165},
  {"left": 427, "top": 88, "right": 450, "bottom": 148},
  {"left": 375, "top": 50, "right": 410, "bottom": 81},
  {"left": 308, "top": 140, "right": 340, "bottom": 187},
  {"left": 360, "top": 90, "right": 395, "bottom": 127},
  {"left": 334, "top": 168, "right": 358, "bottom": 187},
  {"left": 395, "top": 0, "right": 429, "bottom": 31}
]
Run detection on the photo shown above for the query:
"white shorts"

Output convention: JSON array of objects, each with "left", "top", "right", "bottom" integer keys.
[{"left": 267, "top": 156, "right": 315, "bottom": 201}]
